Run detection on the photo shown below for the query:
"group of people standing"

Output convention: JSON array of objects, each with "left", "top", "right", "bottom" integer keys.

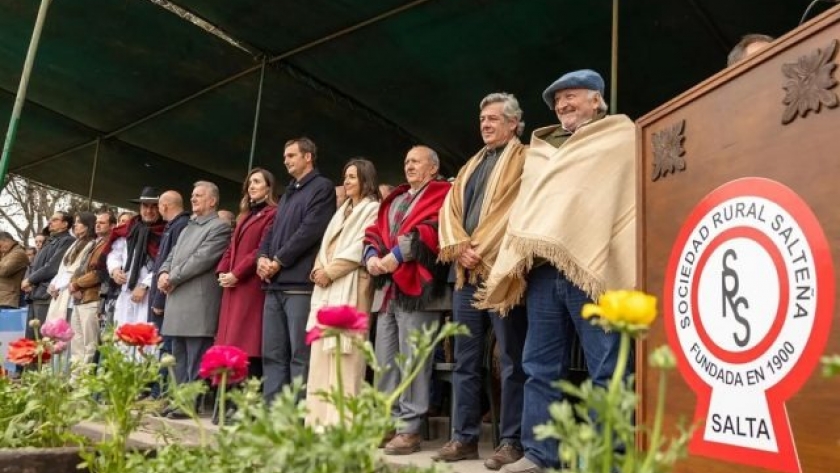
[{"left": 0, "top": 66, "right": 636, "bottom": 473}]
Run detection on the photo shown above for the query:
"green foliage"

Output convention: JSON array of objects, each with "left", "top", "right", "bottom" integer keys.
[
  {"left": 124, "top": 321, "right": 467, "bottom": 473},
  {"left": 821, "top": 354, "right": 840, "bottom": 378},
  {"left": 0, "top": 361, "right": 90, "bottom": 448},
  {"left": 535, "top": 335, "right": 694, "bottom": 473},
  {"left": 77, "top": 342, "right": 165, "bottom": 473}
]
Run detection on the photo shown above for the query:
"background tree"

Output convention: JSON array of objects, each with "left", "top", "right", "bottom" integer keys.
[{"left": 0, "top": 174, "right": 119, "bottom": 245}]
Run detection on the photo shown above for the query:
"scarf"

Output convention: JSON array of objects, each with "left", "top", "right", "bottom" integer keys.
[
  {"left": 100, "top": 216, "right": 166, "bottom": 290},
  {"left": 476, "top": 115, "right": 637, "bottom": 314},
  {"left": 364, "top": 180, "right": 451, "bottom": 310},
  {"left": 438, "top": 137, "right": 527, "bottom": 289},
  {"left": 307, "top": 197, "right": 380, "bottom": 353}
]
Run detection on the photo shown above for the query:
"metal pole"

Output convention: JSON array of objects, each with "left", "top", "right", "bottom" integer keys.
[
  {"left": 610, "top": 0, "right": 619, "bottom": 114},
  {"left": 247, "top": 57, "right": 267, "bottom": 172},
  {"left": 87, "top": 137, "right": 101, "bottom": 208},
  {"left": 0, "top": 0, "right": 52, "bottom": 186}
]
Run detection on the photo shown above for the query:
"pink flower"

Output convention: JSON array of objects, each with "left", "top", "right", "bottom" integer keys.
[
  {"left": 316, "top": 305, "right": 368, "bottom": 332},
  {"left": 305, "top": 326, "right": 324, "bottom": 346},
  {"left": 41, "top": 318, "right": 74, "bottom": 342},
  {"left": 53, "top": 341, "right": 68, "bottom": 354},
  {"left": 198, "top": 346, "right": 249, "bottom": 386}
]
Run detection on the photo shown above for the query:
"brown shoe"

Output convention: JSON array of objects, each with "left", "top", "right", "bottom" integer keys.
[
  {"left": 383, "top": 433, "right": 422, "bottom": 455},
  {"left": 378, "top": 430, "right": 396, "bottom": 448},
  {"left": 484, "top": 442, "right": 524, "bottom": 470},
  {"left": 431, "top": 440, "right": 479, "bottom": 462}
]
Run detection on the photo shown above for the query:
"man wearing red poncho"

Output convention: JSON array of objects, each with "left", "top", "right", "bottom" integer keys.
[{"left": 363, "top": 145, "right": 452, "bottom": 455}]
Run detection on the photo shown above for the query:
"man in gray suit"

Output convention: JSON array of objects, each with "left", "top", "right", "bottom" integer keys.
[{"left": 158, "top": 181, "right": 231, "bottom": 407}]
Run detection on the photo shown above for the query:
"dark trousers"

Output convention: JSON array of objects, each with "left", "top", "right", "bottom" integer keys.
[
  {"left": 452, "top": 283, "right": 527, "bottom": 445},
  {"left": 24, "top": 302, "right": 49, "bottom": 340},
  {"left": 171, "top": 336, "right": 214, "bottom": 385},
  {"left": 520, "top": 265, "right": 630, "bottom": 469},
  {"left": 261, "top": 291, "right": 311, "bottom": 404}
]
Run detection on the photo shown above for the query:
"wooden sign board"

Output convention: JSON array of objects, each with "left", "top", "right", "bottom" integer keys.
[{"left": 636, "top": 6, "right": 840, "bottom": 473}]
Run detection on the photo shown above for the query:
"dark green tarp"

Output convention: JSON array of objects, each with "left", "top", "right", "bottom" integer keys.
[{"left": 0, "top": 0, "right": 820, "bottom": 207}]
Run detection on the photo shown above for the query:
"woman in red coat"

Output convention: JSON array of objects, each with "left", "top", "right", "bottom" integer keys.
[{"left": 216, "top": 167, "right": 278, "bottom": 380}]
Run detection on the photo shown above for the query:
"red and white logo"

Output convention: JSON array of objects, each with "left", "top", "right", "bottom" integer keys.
[{"left": 664, "top": 178, "right": 834, "bottom": 473}]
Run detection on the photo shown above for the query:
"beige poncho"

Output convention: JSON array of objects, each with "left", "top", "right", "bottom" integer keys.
[
  {"left": 476, "top": 115, "right": 637, "bottom": 314},
  {"left": 438, "top": 137, "right": 527, "bottom": 289}
]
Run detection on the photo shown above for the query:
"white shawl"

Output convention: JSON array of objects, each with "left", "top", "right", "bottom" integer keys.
[{"left": 306, "top": 197, "right": 380, "bottom": 352}]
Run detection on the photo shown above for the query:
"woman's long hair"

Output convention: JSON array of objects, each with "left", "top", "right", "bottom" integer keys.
[
  {"left": 343, "top": 158, "right": 380, "bottom": 203},
  {"left": 63, "top": 211, "right": 96, "bottom": 264},
  {"left": 238, "top": 167, "right": 278, "bottom": 221}
]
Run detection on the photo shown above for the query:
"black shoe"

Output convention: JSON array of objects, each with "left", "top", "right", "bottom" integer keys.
[
  {"left": 156, "top": 405, "right": 175, "bottom": 417},
  {"left": 212, "top": 405, "right": 237, "bottom": 425},
  {"left": 166, "top": 409, "right": 190, "bottom": 420}
]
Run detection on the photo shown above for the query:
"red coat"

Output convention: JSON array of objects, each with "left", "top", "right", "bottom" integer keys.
[{"left": 215, "top": 204, "right": 277, "bottom": 357}]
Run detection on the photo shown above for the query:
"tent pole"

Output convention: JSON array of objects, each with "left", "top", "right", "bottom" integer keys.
[
  {"left": 247, "top": 56, "right": 267, "bottom": 173},
  {"left": 0, "top": 0, "right": 52, "bottom": 186},
  {"left": 610, "top": 0, "right": 619, "bottom": 114},
  {"left": 87, "top": 137, "right": 101, "bottom": 209}
]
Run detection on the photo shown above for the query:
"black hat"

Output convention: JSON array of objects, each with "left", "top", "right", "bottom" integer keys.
[{"left": 129, "top": 186, "right": 160, "bottom": 204}]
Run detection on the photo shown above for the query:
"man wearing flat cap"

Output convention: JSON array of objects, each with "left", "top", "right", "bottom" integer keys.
[
  {"left": 103, "top": 186, "right": 166, "bottom": 331},
  {"left": 477, "top": 69, "right": 636, "bottom": 473}
]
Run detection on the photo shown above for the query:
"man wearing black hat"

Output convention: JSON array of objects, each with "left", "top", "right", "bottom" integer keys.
[
  {"left": 103, "top": 187, "right": 166, "bottom": 330},
  {"left": 21, "top": 211, "right": 75, "bottom": 341},
  {"left": 477, "top": 70, "right": 637, "bottom": 473}
]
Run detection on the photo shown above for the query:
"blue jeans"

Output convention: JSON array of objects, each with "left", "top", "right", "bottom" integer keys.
[
  {"left": 521, "top": 265, "right": 628, "bottom": 469},
  {"left": 452, "top": 283, "right": 527, "bottom": 445},
  {"left": 262, "top": 291, "right": 311, "bottom": 404}
]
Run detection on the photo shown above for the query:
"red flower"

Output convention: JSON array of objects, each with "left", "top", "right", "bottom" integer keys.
[
  {"left": 115, "top": 323, "right": 162, "bottom": 347},
  {"left": 316, "top": 305, "right": 368, "bottom": 332},
  {"left": 199, "top": 345, "right": 249, "bottom": 386},
  {"left": 305, "top": 326, "right": 324, "bottom": 346},
  {"left": 6, "top": 338, "right": 51, "bottom": 365}
]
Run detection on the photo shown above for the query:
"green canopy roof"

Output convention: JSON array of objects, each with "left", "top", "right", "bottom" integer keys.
[{"left": 0, "top": 0, "right": 819, "bottom": 207}]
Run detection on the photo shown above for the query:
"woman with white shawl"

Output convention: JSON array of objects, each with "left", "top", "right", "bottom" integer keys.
[
  {"left": 46, "top": 212, "right": 96, "bottom": 323},
  {"left": 305, "top": 158, "right": 381, "bottom": 427}
]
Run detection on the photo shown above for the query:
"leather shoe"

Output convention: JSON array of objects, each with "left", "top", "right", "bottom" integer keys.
[
  {"left": 383, "top": 433, "right": 422, "bottom": 455},
  {"left": 500, "top": 456, "right": 543, "bottom": 473},
  {"left": 484, "top": 442, "right": 524, "bottom": 470},
  {"left": 166, "top": 409, "right": 190, "bottom": 420},
  {"left": 431, "top": 440, "right": 479, "bottom": 462},
  {"left": 378, "top": 430, "right": 396, "bottom": 448}
]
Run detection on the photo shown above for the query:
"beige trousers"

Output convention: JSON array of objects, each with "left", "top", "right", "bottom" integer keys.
[
  {"left": 70, "top": 301, "right": 100, "bottom": 371},
  {"left": 304, "top": 334, "right": 367, "bottom": 427}
]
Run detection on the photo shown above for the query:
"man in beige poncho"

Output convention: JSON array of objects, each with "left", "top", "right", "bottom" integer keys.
[
  {"left": 477, "top": 70, "right": 636, "bottom": 473},
  {"left": 434, "top": 92, "right": 528, "bottom": 470}
]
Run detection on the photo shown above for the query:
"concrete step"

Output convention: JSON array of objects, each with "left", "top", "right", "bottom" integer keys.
[{"left": 75, "top": 415, "right": 501, "bottom": 473}]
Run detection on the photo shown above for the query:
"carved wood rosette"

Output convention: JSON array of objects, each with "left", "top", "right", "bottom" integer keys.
[
  {"left": 651, "top": 119, "right": 686, "bottom": 182},
  {"left": 781, "top": 39, "right": 839, "bottom": 124}
]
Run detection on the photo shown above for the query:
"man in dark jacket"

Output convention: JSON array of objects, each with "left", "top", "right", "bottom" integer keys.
[
  {"left": 149, "top": 190, "right": 191, "bottom": 326},
  {"left": 148, "top": 190, "right": 190, "bottom": 399},
  {"left": 257, "top": 137, "right": 335, "bottom": 404},
  {"left": 21, "top": 211, "right": 75, "bottom": 339}
]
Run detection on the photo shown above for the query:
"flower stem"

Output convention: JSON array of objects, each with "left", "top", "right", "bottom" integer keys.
[
  {"left": 603, "top": 331, "right": 631, "bottom": 473},
  {"left": 219, "top": 371, "right": 228, "bottom": 428},
  {"left": 334, "top": 334, "right": 346, "bottom": 429},
  {"left": 641, "top": 367, "right": 668, "bottom": 472}
]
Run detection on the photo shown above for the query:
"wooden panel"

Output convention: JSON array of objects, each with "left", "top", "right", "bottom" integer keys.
[{"left": 636, "top": 5, "right": 840, "bottom": 473}]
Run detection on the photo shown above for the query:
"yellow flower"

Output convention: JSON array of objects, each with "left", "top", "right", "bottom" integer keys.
[{"left": 582, "top": 290, "right": 658, "bottom": 327}]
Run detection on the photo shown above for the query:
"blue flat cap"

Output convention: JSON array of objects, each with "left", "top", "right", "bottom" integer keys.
[{"left": 542, "top": 69, "right": 605, "bottom": 109}]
